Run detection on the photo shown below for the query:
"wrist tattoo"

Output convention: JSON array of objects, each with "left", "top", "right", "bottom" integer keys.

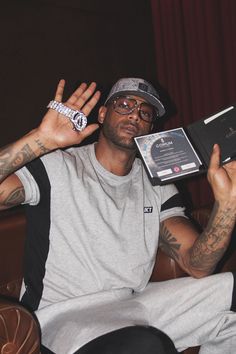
[{"left": 35, "top": 139, "right": 50, "bottom": 154}]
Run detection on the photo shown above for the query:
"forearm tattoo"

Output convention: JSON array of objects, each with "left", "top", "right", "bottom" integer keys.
[
  {"left": 0, "top": 144, "right": 36, "bottom": 182},
  {"left": 159, "top": 222, "right": 181, "bottom": 261},
  {"left": 190, "top": 203, "right": 235, "bottom": 273},
  {"left": 0, "top": 187, "right": 25, "bottom": 207}
]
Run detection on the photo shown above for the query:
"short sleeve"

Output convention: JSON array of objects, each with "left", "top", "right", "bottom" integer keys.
[
  {"left": 15, "top": 166, "right": 40, "bottom": 205},
  {"left": 159, "top": 183, "right": 186, "bottom": 221}
]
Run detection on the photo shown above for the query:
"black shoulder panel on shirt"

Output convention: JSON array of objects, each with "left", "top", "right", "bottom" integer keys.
[
  {"left": 21, "top": 158, "right": 51, "bottom": 312},
  {"left": 160, "top": 193, "right": 184, "bottom": 212}
]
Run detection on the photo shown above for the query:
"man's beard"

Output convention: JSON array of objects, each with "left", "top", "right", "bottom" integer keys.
[{"left": 102, "top": 120, "right": 137, "bottom": 150}]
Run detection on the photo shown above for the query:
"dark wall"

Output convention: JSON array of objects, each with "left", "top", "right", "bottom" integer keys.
[{"left": 1, "top": 0, "right": 156, "bottom": 146}]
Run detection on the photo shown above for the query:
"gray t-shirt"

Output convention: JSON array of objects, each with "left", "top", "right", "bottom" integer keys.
[{"left": 16, "top": 143, "right": 185, "bottom": 310}]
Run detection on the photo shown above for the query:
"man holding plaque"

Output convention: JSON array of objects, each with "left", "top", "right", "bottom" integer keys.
[{"left": 0, "top": 77, "right": 236, "bottom": 354}]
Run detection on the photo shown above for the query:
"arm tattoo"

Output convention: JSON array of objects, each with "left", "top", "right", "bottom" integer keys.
[
  {"left": 1, "top": 187, "right": 25, "bottom": 207},
  {"left": 0, "top": 144, "right": 36, "bottom": 181},
  {"left": 190, "top": 203, "right": 235, "bottom": 273},
  {"left": 159, "top": 222, "right": 181, "bottom": 261}
]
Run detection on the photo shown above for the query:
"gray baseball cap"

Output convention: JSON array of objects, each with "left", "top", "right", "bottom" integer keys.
[{"left": 104, "top": 77, "right": 165, "bottom": 117}]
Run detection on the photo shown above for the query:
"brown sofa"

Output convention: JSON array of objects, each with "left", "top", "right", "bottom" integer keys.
[{"left": 0, "top": 206, "right": 235, "bottom": 354}]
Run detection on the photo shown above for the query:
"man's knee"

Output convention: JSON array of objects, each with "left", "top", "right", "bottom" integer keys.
[{"left": 76, "top": 325, "right": 178, "bottom": 354}]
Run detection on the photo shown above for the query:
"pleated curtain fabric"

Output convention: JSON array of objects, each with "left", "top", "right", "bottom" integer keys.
[{"left": 151, "top": 0, "right": 236, "bottom": 208}]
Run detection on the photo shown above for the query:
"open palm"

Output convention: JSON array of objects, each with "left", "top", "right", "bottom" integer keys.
[{"left": 38, "top": 80, "right": 101, "bottom": 150}]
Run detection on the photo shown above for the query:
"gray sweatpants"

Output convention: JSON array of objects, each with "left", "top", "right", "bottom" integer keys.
[
  {"left": 39, "top": 272, "right": 235, "bottom": 354},
  {"left": 134, "top": 272, "right": 236, "bottom": 353}
]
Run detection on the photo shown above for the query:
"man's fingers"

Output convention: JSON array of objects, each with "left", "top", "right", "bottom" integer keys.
[
  {"left": 70, "top": 82, "right": 98, "bottom": 109},
  {"left": 53, "top": 81, "right": 101, "bottom": 126},
  {"left": 67, "top": 82, "right": 101, "bottom": 116},
  {"left": 76, "top": 123, "right": 99, "bottom": 141},
  {"left": 83, "top": 123, "right": 100, "bottom": 136},
  {"left": 208, "top": 144, "right": 221, "bottom": 172},
  {"left": 54, "top": 79, "right": 66, "bottom": 102},
  {"left": 82, "top": 91, "right": 101, "bottom": 116},
  {"left": 67, "top": 82, "right": 88, "bottom": 105}
]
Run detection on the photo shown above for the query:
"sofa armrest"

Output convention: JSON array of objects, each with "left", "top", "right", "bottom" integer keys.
[
  {"left": 0, "top": 297, "right": 40, "bottom": 354},
  {"left": 0, "top": 279, "right": 23, "bottom": 300}
]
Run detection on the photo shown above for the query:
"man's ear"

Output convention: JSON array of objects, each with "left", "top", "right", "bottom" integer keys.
[{"left": 98, "top": 106, "right": 107, "bottom": 124}]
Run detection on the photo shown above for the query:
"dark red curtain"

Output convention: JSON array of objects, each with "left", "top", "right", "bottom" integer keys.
[{"left": 151, "top": 0, "right": 236, "bottom": 209}]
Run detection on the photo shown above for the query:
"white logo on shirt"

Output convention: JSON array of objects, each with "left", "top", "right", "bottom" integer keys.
[{"left": 144, "top": 207, "right": 153, "bottom": 213}]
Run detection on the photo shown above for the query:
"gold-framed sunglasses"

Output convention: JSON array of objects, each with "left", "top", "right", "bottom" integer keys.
[{"left": 112, "top": 96, "right": 157, "bottom": 123}]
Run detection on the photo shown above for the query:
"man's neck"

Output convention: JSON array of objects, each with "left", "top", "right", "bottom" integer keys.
[{"left": 95, "top": 137, "right": 136, "bottom": 176}]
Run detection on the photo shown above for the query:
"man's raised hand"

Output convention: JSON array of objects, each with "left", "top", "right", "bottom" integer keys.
[{"left": 38, "top": 80, "right": 101, "bottom": 150}]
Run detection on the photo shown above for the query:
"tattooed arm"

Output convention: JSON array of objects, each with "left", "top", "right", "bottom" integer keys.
[
  {"left": 159, "top": 216, "right": 201, "bottom": 277},
  {"left": 0, "top": 80, "right": 101, "bottom": 210},
  {"left": 0, "top": 138, "right": 50, "bottom": 210},
  {"left": 159, "top": 208, "right": 235, "bottom": 278},
  {"left": 159, "top": 144, "right": 236, "bottom": 278}
]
